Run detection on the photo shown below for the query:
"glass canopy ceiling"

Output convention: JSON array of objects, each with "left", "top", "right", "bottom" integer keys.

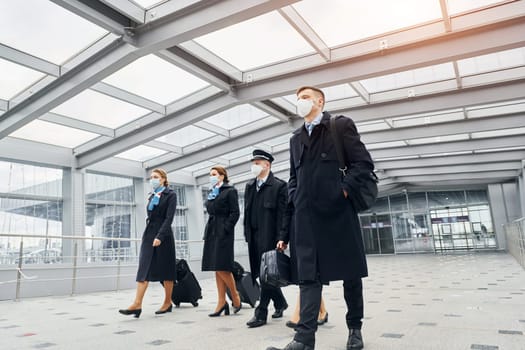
[{"left": 1, "top": 0, "right": 524, "bottom": 189}]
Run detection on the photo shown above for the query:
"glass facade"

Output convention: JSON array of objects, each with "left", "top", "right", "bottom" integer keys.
[
  {"left": 0, "top": 161, "right": 63, "bottom": 264},
  {"left": 85, "top": 173, "right": 135, "bottom": 263},
  {"left": 360, "top": 189, "right": 497, "bottom": 254}
]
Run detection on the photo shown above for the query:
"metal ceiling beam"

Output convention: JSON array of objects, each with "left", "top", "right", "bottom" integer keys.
[
  {"left": 0, "top": 43, "right": 60, "bottom": 76},
  {"left": 49, "top": 0, "right": 135, "bottom": 35},
  {"left": 108, "top": 21, "right": 525, "bottom": 171},
  {"left": 153, "top": 119, "right": 302, "bottom": 172},
  {"left": 349, "top": 82, "right": 370, "bottom": 104},
  {"left": 362, "top": 113, "right": 525, "bottom": 144},
  {"left": 372, "top": 135, "right": 525, "bottom": 159},
  {"left": 243, "top": 1, "right": 525, "bottom": 81},
  {"left": 234, "top": 18, "right": 525, "bottom": 103},
  {"left": 76, "top": 93, "right": 237, "bottom": 168},
  {"left": 395, "top": 170, "right": 518, "bottom": 183},
  {"left": 439, "top": 0, "right": 452, "bottom": 32},
  {"left": 90, "top": 81, "right": 165, "bottom": 113},
  {"left": 39, "top": 112, "right": 115, "bottom": 137},
  {"left": 98, "top": 0, "right": 145, "bottom": 24},
  {"left": 144, "top": 140, "right": 182, "bottom": 154},
  {"left": 376, "top": 150, "right": 525, "bottom": 170},
  {"left": 0, "top": 0, "right": 297, "bottom": 142},
  {"left": 385, "top": 162, "right": 522, "bottom": 177},
  {"left": 0, "top": 99, "right": 7, "bottom": 111},
  {"left": 340, "top": 79, "right": 525, "bottom": 122},
  {"left": 278, "top": 6, "right": 330, "bottom": 61},
  {"left": 0, "top": 137, "right": 73, "bottom": 168}
]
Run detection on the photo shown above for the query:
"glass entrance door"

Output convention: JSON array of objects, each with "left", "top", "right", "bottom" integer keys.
[{"left": 360, "top": 214, "right": 394, "bottom": 254}]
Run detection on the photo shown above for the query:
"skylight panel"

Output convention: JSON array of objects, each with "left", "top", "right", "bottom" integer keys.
[
  {"left": 194, "top": 11, "right": 314, "bottom": 71},
  {"left": 204, "top": 105, "right": 269, "bottom": 130},
  {"left": 457, "top": 47, "right": 525, "bottom": 76},
  {"left": 9, "top": 120, "right": 98, "bottom": 148},
  {"left": 115, "top": 145, "right": 167, "bottom": 162},
  {"left": 447, "top": 0, "right": 507, "bottom": 15},
  {"left": 0, "top": 0, "right": 108, "bottom": 64},
  {"left": 103, "top": 54, "right": 209, "bottom": 105},
  {"left": 156, "top": 125, "right": 215, "bottom": 147},
  {"left": 292, "top": 0, "right": 442, "bottom": 47},
  {"left": 360, "top": 63, "right": 455, "bottom": 93},
  {"left": 0, "top": 59, "right": 45, "bottom": 100},
  {"left": 390, "top": 110, "right": 464, "bottom": 128},
  {"left": 51, "top": 89, "right": 151, "bottom": 128},
  {"left": 322, "top": 84, "right": 359, "bottom": 100}
]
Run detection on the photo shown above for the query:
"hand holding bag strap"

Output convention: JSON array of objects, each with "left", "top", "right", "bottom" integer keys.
[{"left": 329, "top": 115, "right": 348, "bottom": 176}]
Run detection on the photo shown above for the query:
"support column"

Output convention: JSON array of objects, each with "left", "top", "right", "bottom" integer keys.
[
  {"left": 519, "top": 161, "right": 525, "bottom": 219},
  {"left": 185, "top": 184, "right": 205, "bottom": 261},
  {"left": 62, "top": 168, "right": 86, "bottom": 263},
  {"left": 133, "top": 176, "right": 147, "bottom": 255}
]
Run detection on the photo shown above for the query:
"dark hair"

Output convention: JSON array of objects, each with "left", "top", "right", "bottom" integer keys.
[
  {"left": 296, "top": 86, "right": 325, "bottom": 102},
  {"left": 151, "top": 168, "right": 169, "bottom": 186},
  {"left": 211, "top": 166, "right": 229, "bottom": 184}
]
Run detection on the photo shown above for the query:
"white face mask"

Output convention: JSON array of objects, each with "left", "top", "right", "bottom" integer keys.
[
  {"left": 250, "top": 164, "right": 263, "bottom": 178},
  {"left": 296, "top": 98, "right": 314, "bottom": 118},
  {"left": 150, "top": 178, "right": 161, "bottom": 189},
  {"left": 209, "top": 175, "right": 219, "bottom": 187}
]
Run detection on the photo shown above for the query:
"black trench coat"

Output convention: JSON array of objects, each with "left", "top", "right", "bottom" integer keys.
[
  {"left": 201, "top": 184, "right": 240, "bottom": 271},
  {"left": 244, "top": 172, "right": 288, "bottom": 282},
  {"left": 136, "top": 187, "right": 177, "bottom": 282},
  {"left": 288, "top": 112, "right": 374, "bottom": 283}
]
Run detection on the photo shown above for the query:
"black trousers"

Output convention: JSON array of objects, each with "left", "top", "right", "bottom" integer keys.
[
  {"left": 294, "top": 279, "right": 364, "bottom": 348},
  {"left": 254, "top": 283, "right": 288, "bottom": 320}
]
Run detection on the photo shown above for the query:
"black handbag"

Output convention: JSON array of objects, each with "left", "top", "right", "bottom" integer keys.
[
  {"left": 330, "top": 115, "right": 378, "bottom": 212},
  {"left": 260, "top": 250, "right": 291, "bottom": 288}
]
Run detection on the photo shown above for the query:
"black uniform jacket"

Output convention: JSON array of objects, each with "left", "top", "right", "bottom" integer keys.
[
  {"left": 202, "top": 184, "right": 240, "bottom": 271},
  {"left": 288, "top": 112, "right": 374, "bottom": 283},
  {"left": 136, "top": 187, "right": 177, "bottom": 282}
]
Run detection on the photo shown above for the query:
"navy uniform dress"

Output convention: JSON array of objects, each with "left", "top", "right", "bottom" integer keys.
[
  {"left": 136, "top": 187, "right": 177, "bottom": 282},
  {"left": 201, "top": 184, "right": 240, "bottom": 271}
]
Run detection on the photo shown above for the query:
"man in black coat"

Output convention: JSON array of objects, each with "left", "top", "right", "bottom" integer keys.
[
  {"left": 244, "top": 149, "right": 289, "bottom": 328},
  {"left": 268, "top": 86, "right": 374, "bottom": 350}
]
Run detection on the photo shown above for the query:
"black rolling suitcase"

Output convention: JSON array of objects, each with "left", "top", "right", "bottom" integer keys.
[
  {"left": 228, "top": 271, "right": 260, "bottom": 308},
  {"left": 171, "top": 259, "right": 202, "bottom": 307}
]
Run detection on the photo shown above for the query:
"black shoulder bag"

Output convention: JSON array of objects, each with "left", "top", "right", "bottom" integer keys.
[{"left": 330, "top": 115, "right": 379, "bottom": 212}]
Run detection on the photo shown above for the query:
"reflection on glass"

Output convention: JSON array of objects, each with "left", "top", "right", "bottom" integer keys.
[{"left": 0, "top": 161, "right": 63, "bottom": 265}]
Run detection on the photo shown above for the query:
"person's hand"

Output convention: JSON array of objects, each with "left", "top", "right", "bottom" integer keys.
[
  {"left": 343, "top": 189, "right": 348, "bottom": 198},
  {"left": 153, "top": 238, "right": 161, "bottom": 247},
  {"left": 276, "top": 241, "right": 288, "bottom": 251}
]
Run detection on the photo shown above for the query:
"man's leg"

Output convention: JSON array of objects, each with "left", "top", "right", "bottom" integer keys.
[
  {"left": 293, "top": 281, "right": 322, "bottom": 348},
  {"left": 253, "top": 284, "right": 271, "bottom": 321},
  {"left": 344, "top": 279, "right": 364, "bottom": 349}
]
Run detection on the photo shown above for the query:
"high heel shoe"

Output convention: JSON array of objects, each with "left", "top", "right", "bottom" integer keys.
[
  {"left": 232, "top": 301, "right": 242, "bottom": 314},
  {"left": 208, "top": 303, "right": 229, "bottom": 317},
  {"left": 119, "top": 308, "right": 142, "bottom": 318},
  {"left": 317, "top": 312, "right": 328, "bottom": 325},
  {"left": 155, "top": 305, "right": 173, "bottom": 315}
]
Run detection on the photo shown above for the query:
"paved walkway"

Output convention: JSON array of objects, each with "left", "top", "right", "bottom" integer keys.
[{"left": 1, "top": 252, "right": 524, "bottom": 350}]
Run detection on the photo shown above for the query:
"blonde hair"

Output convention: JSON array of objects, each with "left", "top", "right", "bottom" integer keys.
[{"left": 151, "top": 168, "right": 169, "bottom": 186}]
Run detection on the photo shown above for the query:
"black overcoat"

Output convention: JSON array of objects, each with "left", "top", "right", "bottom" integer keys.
[
  {"left": 244, "top": 172, "right": 288, "bottom": 281},
  {"left": 136, "top": 187, "right": 177, "bottom": 282},
  {"left": 201, "top": 184, "right": 240, "bottom": 271},
  {"left": 288, "top": 112, "right": 374, "bottom": 283}
]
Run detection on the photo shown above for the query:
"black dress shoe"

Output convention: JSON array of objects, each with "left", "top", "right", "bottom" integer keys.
[
  {"left": 266, "top": 340, "right": 314, "bottom": 350},
  {"left": 155, "top": 305, "right": 173, "bottom": 314},
  {"left": 285, "top": 320, "right": 297, "bottom": 329},
  {"left": 271, "top": 304, "right": 288, "bottom": 318},
  {"left": 347, "top": 329, "right": 364, "bottom": 349},
  {"left": 118, "top": 308, "right": 142, "bottom": 318},
  {"left": 246, "top": 316, "right": 267, "bottom": 328},
  {"left": 317, "top": 312, "right": 328, "bottom": 325}
]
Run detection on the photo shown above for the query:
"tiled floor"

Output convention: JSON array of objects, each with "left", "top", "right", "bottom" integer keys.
[{"left": 1, "top": 252, "right": 524, "bottom": 350}]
